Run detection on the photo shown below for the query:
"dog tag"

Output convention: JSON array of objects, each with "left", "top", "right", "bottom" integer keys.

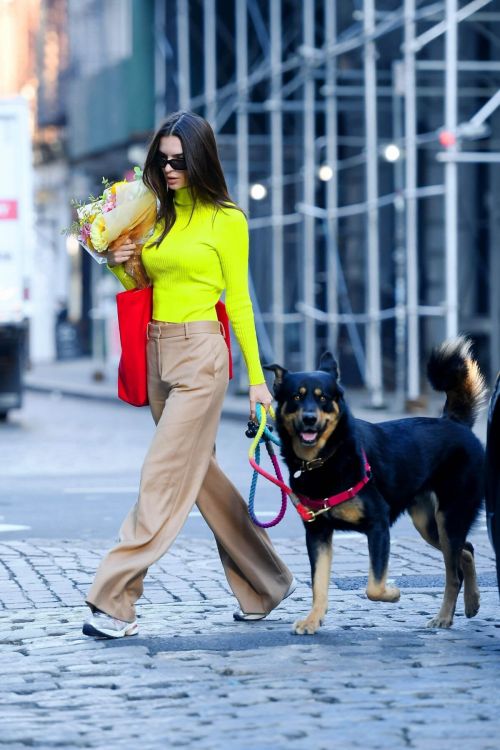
[{"left": 293, "top": 469, "right": 302, "bottom": 478}]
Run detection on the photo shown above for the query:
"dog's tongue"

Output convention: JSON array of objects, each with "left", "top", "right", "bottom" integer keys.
[{"left": 300, "top": 432, "right": 317, "bottom": 442}]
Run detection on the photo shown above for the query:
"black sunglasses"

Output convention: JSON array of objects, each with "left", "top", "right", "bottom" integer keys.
[{"left": 157, "top": 153, "right": 187, "bottom": 171}]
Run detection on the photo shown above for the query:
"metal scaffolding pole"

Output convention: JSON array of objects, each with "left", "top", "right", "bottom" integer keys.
[
  {"left": 410, "top": 0, "right": 492, "bottom": 52},
  {"left": 235, "top": 0, "right": 249, "bottom": 214},
  {"left": 176, "top": 0, "right": 190, "bottom": 110},
  {"left": 234, "top": 4, "right": 275, "bottom": 374},
  {"left": 364, "top": 0, "right": 383, "bottom": 406},
  {"left": 392, "top": 61, "right": 407, "bottom": 409},
  {"left": 235, "top": 0, "right": 250, "bottom": 386},
  {"left": 154, "top": 0, "right": 167, "bottom": 124},
  {"left": 445, "top": 0, "right": 459, "bottom": 338},
  {"left": 325, "top": 1, "right": 339, "bottom": 356},
  {"left": 404, "top": 0, "right": 420, "bottom": 400},
  {"left": 303, "top": 1, "right": 316, "bottom": 370},
  {"left": 187, "top": 1, "right": 445, "bottom": 114},
  {"left": 204, "top": 0, "right": 216, "bottom": 127},
  {"left": 270, "top": 0, "right": 285, "bottom": 365}
]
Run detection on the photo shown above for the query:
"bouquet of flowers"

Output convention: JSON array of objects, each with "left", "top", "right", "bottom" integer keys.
[{"left": 64, "top": 168, "right": 157, "bottom": 289}]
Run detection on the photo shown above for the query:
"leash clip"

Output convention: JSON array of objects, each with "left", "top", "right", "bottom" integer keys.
[
  {"left": 296, "top": 503, "right": 315, "bottom": 522},
  {"left": 302, "top": 504, "right": 331, "bottom": 522},
  {"left": 245, "top": 420, "right": 259, "bottom": 439}
]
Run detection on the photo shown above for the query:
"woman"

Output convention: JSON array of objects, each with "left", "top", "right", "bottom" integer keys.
[{"left": 83, "top": 111, "right": 295, "bottom": 638}]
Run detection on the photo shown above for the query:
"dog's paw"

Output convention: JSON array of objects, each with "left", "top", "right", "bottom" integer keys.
[
  {"left": 426, "top": 614, "right": 453, "bottom": 629},
  {"left": 384, "top": 585, "right": 401, "bottom": 602},
  {"left": 292, "top": 616, "right": 323, "bottom": 635},
  {"left": 366, "top": 585, "right": 401, "bottom": 603},
  {"left": 464, "top": 591, "right": 480, "bottom": 619}
]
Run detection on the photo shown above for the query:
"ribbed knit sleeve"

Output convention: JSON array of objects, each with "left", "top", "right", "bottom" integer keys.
[
  {"left": 107, "top": 263, "right": 137, "bottom": 291},
  {"left": 213, "top": 206, "right": 265, "bottom": 385}
]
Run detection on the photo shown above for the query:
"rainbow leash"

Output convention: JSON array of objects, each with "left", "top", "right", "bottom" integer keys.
[
  {"left": 247, "top": 403, "right": 293, "bottom": 527},
  {"left": 245, "top": 404, "right": 324, "bottom": 529}
]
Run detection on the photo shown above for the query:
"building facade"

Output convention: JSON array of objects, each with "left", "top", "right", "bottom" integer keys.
[{"left": 27, "top": 0, "right": 500, "bottom": 400}]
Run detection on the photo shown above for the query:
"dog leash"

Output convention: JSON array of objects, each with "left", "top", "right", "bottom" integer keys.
[
  {"left": 246, "top": 404, "right": 372, "bottom": 525},
  {"left": 246, "top": 404, "right": 288, "bottom": 527},
  {"left": 246, "top": 404, "right": 324, "bottom": 525}
]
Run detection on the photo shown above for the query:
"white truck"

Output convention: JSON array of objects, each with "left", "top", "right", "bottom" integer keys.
[{"left": 0, "top": 97, "right": 34, "bottom": 420}]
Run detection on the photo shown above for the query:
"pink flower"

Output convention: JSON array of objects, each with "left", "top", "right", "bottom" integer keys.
[
  {"left": 102, "top": 194, "right": 117, "bottom": 214},
  {"left": 79, "top": 223, "right": 91, "bottom": 242}
]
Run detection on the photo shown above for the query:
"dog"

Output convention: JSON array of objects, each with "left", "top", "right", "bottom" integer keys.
[{"left": 265, "top": 337, "right": 486, "bottom": 634}]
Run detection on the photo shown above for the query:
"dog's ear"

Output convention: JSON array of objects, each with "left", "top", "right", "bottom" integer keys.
[
  {"left": 263, "top": 363, "right": 288, "bottom": 393},
  {"left": 318, "top": 351, "right": 340, "bottom": 380}
]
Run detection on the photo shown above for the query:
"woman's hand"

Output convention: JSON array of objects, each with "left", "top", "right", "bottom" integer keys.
[
  {"left": 106, "top": 237, "right": 136, "bottom": 267},
  {"left": 249, "top": 382, "right": 273, "bottom": 423}
]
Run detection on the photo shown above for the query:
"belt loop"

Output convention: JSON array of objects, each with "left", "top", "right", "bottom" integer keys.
[
  {"left": 184, "top": 322, "right": 189, "bottom": 339},
  {"left": 219, "top": 321, "right": 225, "bottom": 339}
]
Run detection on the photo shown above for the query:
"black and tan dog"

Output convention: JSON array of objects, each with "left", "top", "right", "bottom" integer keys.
[{"left": 265, "top": 337, "right": 486, "bottom": 634}]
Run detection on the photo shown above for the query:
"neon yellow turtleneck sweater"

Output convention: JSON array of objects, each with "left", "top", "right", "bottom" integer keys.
[{"left": 109, "top": 186, "right": 265, "bottom": 385}]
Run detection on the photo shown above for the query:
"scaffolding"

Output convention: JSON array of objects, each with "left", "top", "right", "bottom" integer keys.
[{"left": 156, "top": 0, "right": 500, "bottom": 404}]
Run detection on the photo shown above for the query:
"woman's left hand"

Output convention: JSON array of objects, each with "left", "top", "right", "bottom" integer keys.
[{"left": 249, "top": 383, "right": 273, "bottom": 422}]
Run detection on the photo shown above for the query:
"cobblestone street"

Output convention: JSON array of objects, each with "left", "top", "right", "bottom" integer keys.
[
  {"left": 1, "top": 392, "right": 498, "bottom": 747},
  {"left": 1, "top": 532, "right": 500, "bottom": 749}
]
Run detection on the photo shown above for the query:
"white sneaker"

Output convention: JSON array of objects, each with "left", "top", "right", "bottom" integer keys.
[
  {"left": 233, "top": 576, "right": 298, "bottom": 622},
  {"left": 82, "top": 610, "right": 139, "bottom": 639}
]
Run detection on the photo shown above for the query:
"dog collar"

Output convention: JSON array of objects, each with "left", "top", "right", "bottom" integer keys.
[
  {"left": 292, "top": 440, "right": 344, "bottom": 478},
  {"left": 293, "top": 451, "right": 371, "bottom": 522},
  {"left": 293, "top": 456, "right": 326, "bottom": 477}
]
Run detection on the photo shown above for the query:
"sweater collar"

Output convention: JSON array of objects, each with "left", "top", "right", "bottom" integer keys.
[{"left": 173, "top": 185, "right": 194, "bottom": 207}]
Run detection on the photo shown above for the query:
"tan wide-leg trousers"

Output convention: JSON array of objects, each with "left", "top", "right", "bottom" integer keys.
[{"left": 86, "top": 319, "right": 293, "bottom": 623}]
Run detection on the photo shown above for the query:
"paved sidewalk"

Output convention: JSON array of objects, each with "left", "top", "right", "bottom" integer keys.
[
  {"left": 24, "top": 357, "right": 254, "bottom": 420},
  {"left": 1, "top": 533, "right": 499, "bottom": 749},
  {"left": 24, "top": 358, "right": 118, "bottom": 401}
]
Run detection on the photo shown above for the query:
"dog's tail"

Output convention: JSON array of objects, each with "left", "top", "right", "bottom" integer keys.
[{"left": 427, "top": 336, "right": 487, "bottom": 427}]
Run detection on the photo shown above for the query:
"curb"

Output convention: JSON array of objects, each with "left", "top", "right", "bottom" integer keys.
[{"left": 23, "top": 378, "right": 250, "bottom": 422}]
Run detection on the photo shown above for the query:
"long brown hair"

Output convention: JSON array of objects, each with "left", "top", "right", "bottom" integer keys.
[{"left": 142, "top": 111, "right": 244, "bottom": 246}]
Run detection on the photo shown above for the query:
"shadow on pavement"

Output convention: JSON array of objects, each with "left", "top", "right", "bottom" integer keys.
[{"left": 106, "top": 621, "right": 499, "bottom": 655}]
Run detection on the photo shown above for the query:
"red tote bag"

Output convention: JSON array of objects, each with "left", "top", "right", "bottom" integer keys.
[
  {"left": 116, "top": 286, "right": 153, "bottom": 407},
  {"left": 116, "top": 286, "right": 233, "bottom": 407},
  {"left": 214, "top": 299, "right": 234, "bottom": 380}
]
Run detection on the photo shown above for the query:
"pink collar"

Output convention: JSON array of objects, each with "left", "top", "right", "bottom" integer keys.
[{"left": 294, "top": 451, "right": 371, "bottom": 522}]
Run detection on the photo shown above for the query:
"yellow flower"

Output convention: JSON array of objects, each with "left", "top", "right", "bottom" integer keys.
[
  {"left": 89, "top": 214, "right": 109, "bottom": 251},
  {"left": 111, "top": 181, "right": 126, "bottom": 195}
]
